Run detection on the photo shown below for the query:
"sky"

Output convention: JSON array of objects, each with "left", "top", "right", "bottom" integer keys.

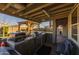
[
  {"left": 40, "top": 21, "right": 49, "bottom": 28},
  {"left": 0, "top": 13, "right": 26, "bottom": 25},
  {"left": 0, "top": 13, "right": 49, "bottom": 27}
]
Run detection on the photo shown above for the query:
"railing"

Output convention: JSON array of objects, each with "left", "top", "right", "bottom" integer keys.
[
  {"left": 15, "top": 33, "right": 53, "bottom": 55},
  {"left": 15, "top": 33, "right": 79, "bottom": 55},
  {"left": 55, "top": 35, "right": 79, "bottom": 55}
]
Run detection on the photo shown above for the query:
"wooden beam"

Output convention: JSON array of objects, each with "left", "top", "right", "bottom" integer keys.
[
  {"left": 2, "top": 3, "right": 11, "bottom": 11},
  {"left": 26, "top": 3, "right": 33, "bottom": 7},
  {"left": 70, "top": 3, "right": 79, "bottom": 14},
  {"left": 33, "top": 16, "right": 48, "bottom": 20},
  {"left": 29, "top": 18, "right": 41, "bottom": 23},
  {"left": 33, "top": 6, "right": 72, "bottom": 19},
  {"left": 12, "top": 3, "right": 33, "bottom": 14},
  {"left": 42, "top": 9, "right": 50, "bottom": 18},
  {"left": 29, "top": 10, "right": 50, "bottom": 18},
  {"left": 22, "top": 4, "right": 52, "bottom": 16},
  {"left": 52, "top": 11, "right": 69, "bottom": 20},
  {"left": 49, "top": 3, "right": 72, "bottom": 11},
  {"left": 0, "top": 10, "right": 25, "bottom": 19},
  {"left": 42, "top": 9, "right": 52, "bottom": 27},
  {"left": 51, "top": 6, "right": 72, "bottom": 14},
  {"left": 28, "top": 4, "right": 73, "bottom": 18},
  {"left": 33, "top": 14, "right": 45, "bottom": 19},
  {"left": 33, "top": 11, "right": 69, "bottom": 22},
  {"left": 32, "top": 10, "right": 70, "bottom": 22},
  {"left": 28, "top": 11, "right": 43, "bottom": 17}
]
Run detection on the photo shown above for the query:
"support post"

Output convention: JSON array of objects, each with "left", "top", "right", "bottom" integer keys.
[
  {"left": 42, "top": 10, "right": 52, "bottom": 28},
  {"left": 18, "top": 23, "right": 21, "bottom": 32},
  {"left": 76, "top": 5, "right": 79, "bottom": 54},
  {"left": 77, "top": 6, "right": 79, "bottom": 43},
  {"left": 37, "top": 23, "right": 40, "bottom": 29},
  {"left": 3, "top": 26, "right": 5, "bottom": 37},
  {"left": 68, "top": 14, "right": 72, "bottom": 39},
  {"left": 53, "top": 18, "right": 56, "bottom": 44}
]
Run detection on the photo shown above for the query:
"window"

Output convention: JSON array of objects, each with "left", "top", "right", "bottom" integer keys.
[
  {"left": 71, "top": 9, "right": 77, "bottom": 41},
  {"left": 72, "top": 25, "right": 77, "bottom": 40}
]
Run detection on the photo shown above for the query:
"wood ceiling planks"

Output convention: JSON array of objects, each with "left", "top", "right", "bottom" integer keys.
[{"left": 0, "top": 3, "right": 75, "bottom": 22}]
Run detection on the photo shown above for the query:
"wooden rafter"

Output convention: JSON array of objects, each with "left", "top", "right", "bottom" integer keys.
[
  {"left": 29, "top": 9, "right": 50, "bottom": 18},
  {"left": 26, "top": 3, "right": 33, "bottom": 7},
  {"left": 33, "top": 10, "right": 70, "bottom": 21},
  {"left": 0, "top": 3, "right": 75, "bottom": 23},
  {"left": 12, "top": 3, "right": 33, "bottom": 14},
  {"left": 22, "top": 4, "right": 52, "bottom": 16},
  {"left": 52, "top": 11, "right": 69, "bottom": 19},
  {"left": 28, "top": 11, "right": 43, "bottom": 17},
  {"left": 27, "top": 4, "right": 72, "bottom": 18},
  {"left": 32, "top": 14, "right": 45, "bottom": 19},
  {"left": 42, "top": 9, "right": 50, "bottom": 18},
  {"left": 32, "top": 10, "right": 69, "bottom": 22},
  {"left": 50, "top": 6, "right": 72, "bottom": 14},
  {"left": 32, "top": 6, "right": 72, "bottom": 20},
  {"left": 2, "top": 3, "right": 11, "bottom": 11},
  {"left": 49, "top": 3, "right": 72, "bottom": 11},
  {"left": 33, "top": 16, "right": 48, "bottom": 20}
]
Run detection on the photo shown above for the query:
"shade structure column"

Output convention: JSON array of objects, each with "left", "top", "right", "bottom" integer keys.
[
  {"left": 18, "top": 23, "right": 21, "bottom": 32},
  {"left": 52, "top": 18, "right": 56, "bottom": 44},
  {"left": 68, "top": 14, "right": 72, "bottom": 39},
  {"left": 77, "top": 5, "right": 79, "bottom": 44},
  {"left": 27, "top": 21, "right": 31, "bottom": 34},
  {"left": 38, "top": 23, "right": 40, "bottom": 29}
]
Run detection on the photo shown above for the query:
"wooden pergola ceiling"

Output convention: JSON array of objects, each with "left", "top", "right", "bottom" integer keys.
[{"left": 0, "top": 3, "right": 75, "bottom": 23}]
